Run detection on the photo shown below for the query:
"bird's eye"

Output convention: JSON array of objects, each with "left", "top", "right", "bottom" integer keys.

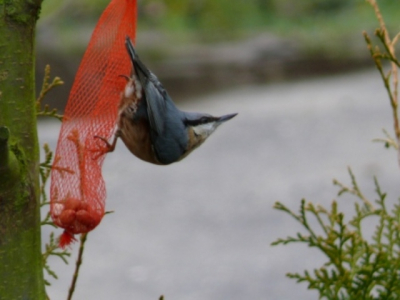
[{"left": 200, "top": 117, "right": 209, "bottom": 124}]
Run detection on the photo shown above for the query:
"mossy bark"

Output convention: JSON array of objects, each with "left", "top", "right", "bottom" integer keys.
[{"left": 0, "top": 0, "right": 45, "bottom": 299}]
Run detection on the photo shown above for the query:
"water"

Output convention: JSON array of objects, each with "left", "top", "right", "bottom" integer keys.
[{"left": 40, "top": 70, "right": 400, "bottom": 300}]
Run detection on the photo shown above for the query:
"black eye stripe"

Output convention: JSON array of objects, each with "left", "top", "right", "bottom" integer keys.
[
  {"left": 199, "top": 117, "right": 209, "bottom": 123},
  {"left": 185, "top": 116, "right": 216, "bottom": 126}
]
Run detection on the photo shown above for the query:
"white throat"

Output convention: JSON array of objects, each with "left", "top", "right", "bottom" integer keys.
[{"left": 192, "top": 122, "right": 217, "bottom": 138}]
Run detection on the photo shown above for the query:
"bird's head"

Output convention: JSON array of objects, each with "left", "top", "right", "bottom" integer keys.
[{"left": 183, "top": 112, "right": 237, "bottom": 154}]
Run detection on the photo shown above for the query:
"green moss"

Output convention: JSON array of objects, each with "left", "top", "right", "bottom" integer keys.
[
  {"left": 3, "top": 0, "right": 42, "bottom": 24},
  {"left": 0, "top": 128, "right": 20, "bottom": 191},
  {"left": 0, "top": 151, "right": 20, "bottom": 191},
  {"left": 0, "top": 1, "right": 45, "bottom": 299},
  {"left": 0, "top": 126, "right": 9, "bottom": 144}
]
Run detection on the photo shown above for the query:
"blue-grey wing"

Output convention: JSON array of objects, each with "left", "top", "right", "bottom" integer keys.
[
  {"left": 125, "top": 37, "right": 167, "bottom": 135},
  {"left": 143, "top": 73, "right": 168, "bottom": 135}
]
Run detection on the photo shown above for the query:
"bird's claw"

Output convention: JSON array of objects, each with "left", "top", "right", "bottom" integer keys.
[
  {"left": 88, "top": 135, "right": 115, "bottom": 160},
  {"left": 94, "top": 135, "right": 112, "bottom": 149}
]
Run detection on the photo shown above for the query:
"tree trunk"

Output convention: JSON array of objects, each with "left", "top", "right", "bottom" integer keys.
[{"left": 0, "top": 0, "right": 45, "bottom": 299}]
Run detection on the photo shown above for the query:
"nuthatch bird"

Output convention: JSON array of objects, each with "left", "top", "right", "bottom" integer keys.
[{"left": 97, "top": 37, "right": 237, "bottom": 165}]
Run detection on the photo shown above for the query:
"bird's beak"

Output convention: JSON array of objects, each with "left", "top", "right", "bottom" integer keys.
[{"left": 217, "top": 113, "right": 238, "bottom": 123}]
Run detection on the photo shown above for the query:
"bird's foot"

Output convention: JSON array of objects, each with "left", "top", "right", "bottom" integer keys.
[{"left": 90, "top": 135, "right": 118, "bottom": 160}]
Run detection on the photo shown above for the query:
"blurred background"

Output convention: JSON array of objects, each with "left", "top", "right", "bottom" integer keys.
[
  {"left": 37, "top": 1, "right": 400, "bottom": 299},
  {"left": 36, "top": 0, "right": 399, "bottom": 108}
]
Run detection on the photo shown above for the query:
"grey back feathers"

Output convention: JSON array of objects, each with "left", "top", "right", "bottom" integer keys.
[{"left": 125, "top": 37, "right": 167, "bottom": 136}]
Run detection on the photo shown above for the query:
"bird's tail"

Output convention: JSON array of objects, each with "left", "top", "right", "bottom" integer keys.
[{"left": 125, "top": 36, "right": 150, "bottom": 80}]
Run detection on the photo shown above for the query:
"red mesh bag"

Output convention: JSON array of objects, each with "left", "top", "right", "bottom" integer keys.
[{"left": 50, "top": 0, "right": 137, "bottom": 248}]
